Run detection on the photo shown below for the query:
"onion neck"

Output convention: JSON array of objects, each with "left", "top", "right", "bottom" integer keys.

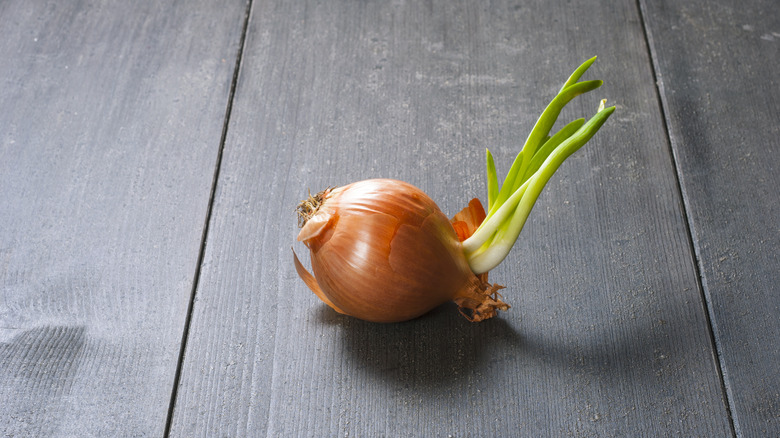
[{"left": 297, "top": 187, "right": 332, "bottom": 228}]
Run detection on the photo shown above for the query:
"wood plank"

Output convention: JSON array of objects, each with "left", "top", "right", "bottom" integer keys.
[
  {"left": 170, "top": 0, "right": 733, "bottom": 435},
  {"left": 0, "top": 0, "right": 247, "bottom": 435},
  {"left": 640, "top": 0, "right": 780, "bottom": 436}
]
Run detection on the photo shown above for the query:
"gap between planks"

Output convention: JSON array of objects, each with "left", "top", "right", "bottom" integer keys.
[
  {"left": 633, "top": 0, "right": 738, "bottom": 436},
  {"left": 163, "top": 0, "right": 256, "bottom": 436}
]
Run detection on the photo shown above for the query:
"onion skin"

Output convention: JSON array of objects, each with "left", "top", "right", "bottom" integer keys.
[{"left": 295, "top": 179, "right": 508, "bottom": 323}]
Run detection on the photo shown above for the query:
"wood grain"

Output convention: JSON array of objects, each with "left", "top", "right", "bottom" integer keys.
[
  {"left": 170, "top": 0, "right": 732, "bottom": 436},
  {"left": 640, "top": 0, "right": 780, "bottom": 435},
  {"left": 0, "top": 0, "right": 246, "bottom": 436}
]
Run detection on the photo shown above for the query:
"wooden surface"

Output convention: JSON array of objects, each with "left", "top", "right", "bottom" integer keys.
[
  {"left": 1, "top": 0, "right": 776, "bottom": 436},
  {"left": 0, "top": 0, "right": 247, "bottom": 436},
  {"left": 641, "top": 0, "right": 780, "bottom": 436}
]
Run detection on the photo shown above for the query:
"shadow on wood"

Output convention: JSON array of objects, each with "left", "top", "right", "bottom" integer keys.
[
  {"left": 311, "top": 285, "right": 719, "bottom": 397},
  {"left": 313, "top": 303, "right": 523, "bottom": 388},
  {"left": 0, "top": 326, "right": 86, "bottom": 436}
]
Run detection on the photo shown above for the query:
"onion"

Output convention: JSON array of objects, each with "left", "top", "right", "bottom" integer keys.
[
  {"left": 294, "top": 179, "right": 508, "bottom": 323},
  {"left": 294, "top": 57, "right": 616, "bottom": 322}
]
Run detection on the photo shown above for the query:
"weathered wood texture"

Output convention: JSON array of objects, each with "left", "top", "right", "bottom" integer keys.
[
  {"left": 641, "top": 0, "right": 780, "bottom": 436},
  {"left": 169, "top": 0, "right": 732, "bottom": 436},
  {"left": 0, "top": 0, "right": 246, "bottom": 436}
]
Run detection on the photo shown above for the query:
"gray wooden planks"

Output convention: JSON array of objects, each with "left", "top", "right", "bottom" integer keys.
[
  {"left": 170, "top": 0, "right": 733, "bottom": 436},
  {"left": 640, "top": 0, "right": 780, "bottom": 436},
  {"left": 0, "top": 0, "right": 247, "bottom": 436}
]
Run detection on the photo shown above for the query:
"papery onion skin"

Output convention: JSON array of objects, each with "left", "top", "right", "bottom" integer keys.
[{"left": 296, "top": 179, "right": 507, "bottom": 323}]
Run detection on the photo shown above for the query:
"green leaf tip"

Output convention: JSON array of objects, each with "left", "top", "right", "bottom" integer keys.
[{"left": 561, "top": 56, "right": 599, "bottom": 91}]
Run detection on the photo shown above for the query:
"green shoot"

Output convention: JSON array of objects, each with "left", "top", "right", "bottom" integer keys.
[
  {"left": 464, "top": 58, "right": 615, "bottom": 274},
  {"left": 520, "top": 118, "right": 586, "bottom": 183},
  {"left": 485, "top": 149, "right": 498, "bottom": 211},
  {"left": 483, "top": 79, "right": 604, "bottom": 224}
]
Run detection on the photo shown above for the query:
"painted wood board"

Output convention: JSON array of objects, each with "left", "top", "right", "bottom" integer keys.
[
  {"left": 640, "top": 0, "right": 780, "bottom": 435},
  {"left": 0, "top": 0, "right": 247, "bottom": 435}
]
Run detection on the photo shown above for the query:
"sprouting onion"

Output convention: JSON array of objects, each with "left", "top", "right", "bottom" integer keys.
[{"left": 294, "top": 57, "right": 615, "bottom": 323}]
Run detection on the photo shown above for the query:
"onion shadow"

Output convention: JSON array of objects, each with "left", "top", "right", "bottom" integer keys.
[
  {"left": 313, "top": 303, "right": 523, "bottom": 388},
  {"left": 311, "top": 282, "right": 717, "bottom": 394}
]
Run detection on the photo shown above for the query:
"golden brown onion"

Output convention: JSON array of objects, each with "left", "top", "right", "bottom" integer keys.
[
  {"left": 294, "top": 179, "right": 508, "bottom": 323},
  {"left": 293, "top": 58, "right": 616, "bottom": 323}
]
